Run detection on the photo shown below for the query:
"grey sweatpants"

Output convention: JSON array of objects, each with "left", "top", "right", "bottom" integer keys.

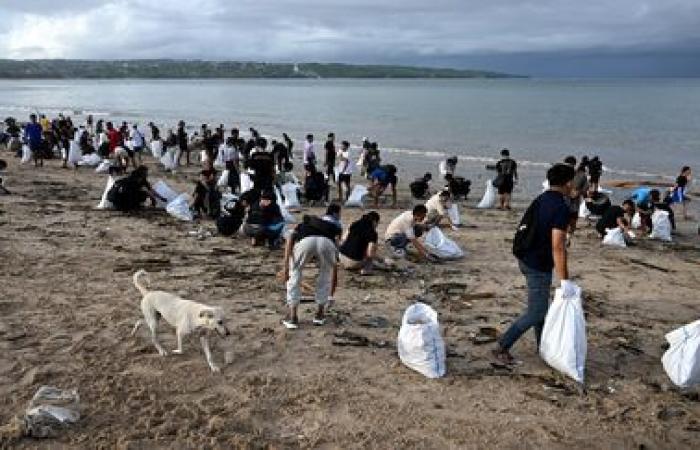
[{"left": 286, "top": 236, "right": 338, "bottom": 307}]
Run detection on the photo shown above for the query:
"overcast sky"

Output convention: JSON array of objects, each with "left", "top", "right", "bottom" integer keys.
[{"left": 2, "top": 0, "right": 700, "bottom": 76}]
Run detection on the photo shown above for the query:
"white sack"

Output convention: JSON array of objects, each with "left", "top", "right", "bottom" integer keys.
[
  {"left": 447, "top": 204, "right": 461, "bottom": 226},
  {"left": 217, "top": 169, "right": 230, "bottom": 188},
  {"left": 662, "top": 319, "right": 700, "bottom": 388},
  {"left": 240, "top": 171, "right": 253, "bottom": 193},
  {"left": 540, "top": 283, "right": 587, "bottom": 383},
  {"left": 578, "top": 200, "right": 590, "bottom": 219},
  {"left": 165, "top": 194, "right": 193, "bottom": 221},
  {"left": 78, "top": 153, "right": 101, "bottom": 166},
  {"left": 477, "top": 179, "right": 497, "bottom": 209},
  {"left": 275, "top": 186, "right": 296, "bottom": 223},
  {"left": 423, "top": 227, "right": 464, "bottom": 260},
  {"left": 649, "top": 210, "right": 672, "bottom": 242},
  {"left": 150, "top": 140, "right": 163, "bottom": 158},
  {"left": 96, "top": 176, "right": 115, "bottom": 210},
  {"left": 344, "top": 185, "right": 368, "bottom": 208},
  {"left": 214, "top": 144, "right": 226, "bottom": 168},
  {"left": 95, "top": 160, "right": 111, "bottom": 174},
  {"left": 160, "top": 149, "right": 177, "bottom": 171},
  {"left": 602, "top": 227, "right": 627, "bottom": 248},
  {"left": 397, "top": 303, "right": 446, "bottom": 379},
  {"left": 281, "top": 182, "right": 301, "bottom": 210},
  {"left": 200, "top": 150, "right": 209, "bottom": 164},
  {"left": 67, "top": 141, "right": 82, "bottom": 166},
  {"left": 631, "top": 212, "right": 642, "bottom": 229},
  {"left": 152, "top": 180, "right": 179, "bottom": 208},
  {"left": 21, "top": 144, "right": 32, "bottom": 164}
]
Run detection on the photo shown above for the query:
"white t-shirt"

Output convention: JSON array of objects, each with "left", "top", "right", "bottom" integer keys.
[
  {"left": 385, "top": 211, "right": 416, "bottom": 240},
  {"left": 130, "top": 129, "right": 144, "bottom": 148},
  {"left": 337, "top": 149, "right": 353, "bottom": 175},
  {"left": 425, "top": 193, "right": 449, "bottom": 216},
  {"left": 303, "top": 141, "right": 315, "bottom": 164}
]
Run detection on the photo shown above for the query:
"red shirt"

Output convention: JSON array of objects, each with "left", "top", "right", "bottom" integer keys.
[{"left": 107, "top": 129, "right": 121, "bottom": 153}]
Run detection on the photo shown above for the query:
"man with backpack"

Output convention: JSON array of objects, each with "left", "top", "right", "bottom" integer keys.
[
  {"left": 493, "top": 148, "right": 518, "bottom": 210},
  {"left": 492, "top": 163, "right": 576, "bottom": 366}
]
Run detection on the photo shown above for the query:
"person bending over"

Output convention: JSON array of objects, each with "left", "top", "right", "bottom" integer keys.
[
  {"left": 107, "top": 166, "right": 165, "bottom": 212},
  {"left": 384, "top": 205, "right": 432, "bottom": 261},
  {"left": 191, "top": 169, "right": 222, "bottom": 219},
  {"left": 425, "top": 189, "right": 461, "bottom": 230},
  {"left": 369, "top": 164, "right": 398, "bottom": 208},
  {"left": 339, "top": 211, "right": 381, "bottom": 275},
  {"left": 595, "top": 199, "right": 634, "bottom": 238}
]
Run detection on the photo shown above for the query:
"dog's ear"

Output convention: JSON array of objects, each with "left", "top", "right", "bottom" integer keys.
[{"left": 199, "top": 310, "right": 214, "bottom": 319}]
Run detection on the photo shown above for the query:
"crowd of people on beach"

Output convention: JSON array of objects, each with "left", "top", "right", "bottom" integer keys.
[{"left": 0, "top": 112, "right": 695, "bottom": 375}]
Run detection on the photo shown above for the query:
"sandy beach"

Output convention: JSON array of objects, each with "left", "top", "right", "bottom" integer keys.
[{"left": 1, "top": 153, "right": 699, "bottom": 449}]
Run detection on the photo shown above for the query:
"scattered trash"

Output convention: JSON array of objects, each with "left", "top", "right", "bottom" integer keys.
[{"left": 0, "top": 386, "right": 82, "bottom": 439}]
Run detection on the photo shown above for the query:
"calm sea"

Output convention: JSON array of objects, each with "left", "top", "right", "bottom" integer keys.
[{"left": 1, "top": 78, "right": 698, "bottom": 184}]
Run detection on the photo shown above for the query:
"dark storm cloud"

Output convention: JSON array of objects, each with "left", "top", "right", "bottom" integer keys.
[{"left": 2, "top": 1, "right": 699, "bottom": 75}]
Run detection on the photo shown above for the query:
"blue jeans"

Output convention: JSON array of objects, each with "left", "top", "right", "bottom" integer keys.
[
  {"left": 499, "top": 261, "right": 552, "bottom": 351},
  {"left": 387, "top": 233, "right": 409, "bottom": 250}
]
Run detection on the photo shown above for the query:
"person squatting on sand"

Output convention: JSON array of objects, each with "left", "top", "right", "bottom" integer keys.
[
  {"left": 492, "top": 163, "right": 575, "bottom": 366},
  {"left": 384, "top": 205, "right": 433, "bottom": 261},
  {"left": 281, "top": 205, "right": 343, "bottom": 329},
  {"left": 339, "top": 211, "right": 381, "bottom": 275}
]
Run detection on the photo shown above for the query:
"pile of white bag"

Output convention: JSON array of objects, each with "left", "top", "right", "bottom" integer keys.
[
  {"left": 477, "top": 180, "right": 496, "bottom": 209},
  {"left": 20, "top": 145, "right": 32, "bottom": 164},
  {"left": 281, "top": 182, "right": 301, "bottom": 211},
  {"left": 602, "top": 227, "right": 627, "bottom": 248},
  {"left": 345, "top": 185, "right": 368, "bottom": 208},
  {"left": 165, "top": 194, "right": 193, "bottom": 221},
  {"left": 397, "top": 303, "right": 446, "bottom": 378},
  {"left": 77, "top": 153, "right": 101, "bottom": 167},
  {"left": 423, "top": 227, "right": 464, "bottom": 259},
  {"left": 662, "top": 319, "right": 700, "bottom": 388},
  {"left": 649, "top": 210, "right": 672, "bottom": 242},
  {"left": 539, "top": 282, "right": 587, "bottom": 383}
]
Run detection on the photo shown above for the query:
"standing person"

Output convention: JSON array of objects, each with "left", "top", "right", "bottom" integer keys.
[
  {"left": 384, "top": 205, "right": 431, "bottom": 260},
  {"left": 588, "top": 156, "right": 603, "bottom": 193},
  {"left": 24, "top": 114, "right": 44, "bottom": 167},
  {"left": 670, "top": 166, "right": 692, "bottom": 220},
  {"left": 303, "top": 134, "right": 316, "bottom": 168},
  {"left": 176, "top": 121, "right": 190, "bottom": 166},
  {"left": 324, "top": 133, "right": 336, "bottom": 184},
  {"left": 494, "top": 148, "right": 518, "bottom": 210},
  {"left": 492, "top": 163, "right": 576, "bottom": 365},
  {"left": 271, "top": 139, "right": 289, "bottom": 172},
  {"left": 282, "top": 133, "right": 293, "bottom": 159},
  {"left": 148, "top": 121, "right": 160, "bottom": 141},
  {"left": 365, "top": 142, "right": 381, "bottom": 176},
  {"left": 106, "top": 122, "right": 121, "bottom": 155},
  {"left": 281, "top": 212, "right": 342, "bottom": 329},
  {"left": 336, "top": 140, "right": 353, "bottom": 202},
  {"left": 130, "top": 124, "right": 145, "bottom": 167},
  {"left": 86, "top": 114, "right": 94, "bottom": 134}
]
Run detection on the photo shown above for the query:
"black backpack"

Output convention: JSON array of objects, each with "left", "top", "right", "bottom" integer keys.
[
  {"left": 512, "top": 197, "right": 540, "bottom": 258},
  {"left": 296, "top": 215, "right": 341, "bottom": 242},
  {"left": 409, "top": 179, "right": 428, "bottom": 199}
]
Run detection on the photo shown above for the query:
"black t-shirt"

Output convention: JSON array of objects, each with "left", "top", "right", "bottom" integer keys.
[
  {"left": 325, "top": 141, "right": 335, "bottom": 166},
  {"left": 339, "top": 218, "right": 378, "bottom": 261},
  {"left": 496, "top": 158, "right": 517, "bottom": 181},
  {"left": 272, "top": 142, "right": 287, "bottom": 161},
  {"left": 676, "top": 175, "right": 688, "bottom": 188},
  {"left": 519, "top": 191, "right": 570, "bottom": 272},
  {"left": 248, "top": 152, "right": 275, "bottom": 184},
  {"left": 596, "top": 205, "right": 624, "bottom": 234}
]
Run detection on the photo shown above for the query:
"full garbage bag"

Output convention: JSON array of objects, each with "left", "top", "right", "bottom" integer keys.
[
  {"left": 423, "top": 227, "right": 464, "bottom": 259},
  {"left": 477, "top": 179, "right": 496, "bottom": 209},
  {"left": 602, "top": 227, "right": 627, "bottom": 248},
  {"left": 344, "top": 185, "right": 368, "bottom": 208},
  {"left": 165, "top": 194, "right": 193, "bottom": 221},
  {"left": 397, "top": 303, "right": 446, "bottom": 378},
  {"left": 649, "top": 210, "right": 672, "bottom": 242},
  {"left": 662, "top": 319, "right": 700, "bottom": 388}
]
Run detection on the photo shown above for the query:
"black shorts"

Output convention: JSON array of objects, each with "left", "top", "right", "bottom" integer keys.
[
  {"left": 497, "top": 179, "right": 514, "bottom": 195},
  {"left": 132, "top": 146, "right": 143, "bottom": 153},
  {"left": 338, "top": 174, "right": 351, "bottom": 184},
  {"left": 589, "top": 174, "right": 601, "bottom": 184}
]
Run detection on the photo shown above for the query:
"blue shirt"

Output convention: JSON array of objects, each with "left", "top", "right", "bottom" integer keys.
[
  {"left": 24, "top": 122, "right": 43, "bottom": 145},
  {"left": 520, "top": 190, "right": 570, "bottom": 272},
  {"left": 630, "top": 187, "right": 651, "bottom": 206}
]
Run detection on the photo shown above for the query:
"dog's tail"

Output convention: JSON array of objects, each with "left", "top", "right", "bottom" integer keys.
[{"left": 133, "top": 269, "right": 150, "bottom": 297}]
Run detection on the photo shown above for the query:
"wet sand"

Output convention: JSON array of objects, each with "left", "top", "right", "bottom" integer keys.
[{"left": 1, "top": 153, "right": 699, "bottom": 449}]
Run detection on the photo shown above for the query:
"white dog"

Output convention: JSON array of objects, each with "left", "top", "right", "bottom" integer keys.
[{"left": 131, "top": 269, "right": 230, "bottom": 372}]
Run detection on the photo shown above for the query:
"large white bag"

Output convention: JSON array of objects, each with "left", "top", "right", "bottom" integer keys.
[
  {"left": 281, "top": 182, "right": 301, "bottom": 210},
  {"left": 397, "top": 303, "right": 446, "bottom": 379},
  {"left": 344, "top": 185, "right": 368, "bottom": 207},
  {"left": 165, "top": 194, "right": 193, "bottom": 221},
  {"left": 423, "top": 227, "right": 464, "bottom": 259},
  {"left": 20, "top": 145, "right": 32, "bottom": 164},
  {"left": 95, "top": 159, "right": 111, "bottom": 174},
  {"left": 477, "top": 179, "right": 496, "bottom": 209},
  {"left": 96, "top": 176, "right": 116, "bottom": 210},
  {"left": 240, "top": 171, "right": 253, "bottom": 193},
  {"left": 539, "top": 283, "right": 587, "bottom": 383},
  {"left": 275, "top": 186, "right": 296, "bottom": 223},
  {"left": 160, "top": 150, "right": 177, "bottom": 171},
  {"left": 150, "top": 140, "right": 163, "bottom": 159},
  {"left": 631, "top": 212, "right": 642, "bottom": 229},
  {"left": 578, "top": 200, "right": 590, "bottom": 219},
  {"left": 67, "top": 141, "right": 82, "bottom": 166},
  {"left": 602, "top": 227, "right": 627, "bottom": 248},
  {"left": 78, "top": 153, "right": 101, "bottom": 166},
  {"left": 217, "top": 169, "right": 230, "bottom": 188},
  {"left": 662, "top": 319, "right": 700, "bottom": 388},
  {"left": 649, "top": 210, "right": 672, "bottom": 242},
  {"left": 152, "top": 180, "right": 178, "bottom": 208},
  {"left": 214, "top": 144, "right": 226, "bottom": 169}
]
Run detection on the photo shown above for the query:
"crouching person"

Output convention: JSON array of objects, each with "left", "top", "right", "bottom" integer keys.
[
  {"left": 243, "top": 190, "right": 285, "bottom": 249},
  {"left": 191, "top": 169, "right": 222, "bottom": 219},
  {"left": 281, "top": 213, "right": 342, "bottom": 329},
  {"left": 107, "top": 166, "right": 165, "bottom": 212},
  {"left": 425, "top": 189, "right": 461, "bottom": 230},
  {"left": 339, "top": 211, "right": 381, "bottom": 274},
  {"left": 385, "top": 205, "right": 432, "bottom": 261}
]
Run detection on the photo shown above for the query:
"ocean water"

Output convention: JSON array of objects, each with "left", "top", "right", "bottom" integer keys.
[{"left": 1, "top": 78, "right": 699, "bottom": 183}]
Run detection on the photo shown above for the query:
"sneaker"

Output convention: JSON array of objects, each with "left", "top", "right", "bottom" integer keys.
[
  {"left": 312, "top": 318, "right": 325, "bottom": 326},
  {"left": 282, "top": 318, "right": 299, "bottom": 329}
]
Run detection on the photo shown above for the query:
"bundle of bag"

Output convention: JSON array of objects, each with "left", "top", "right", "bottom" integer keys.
[
  {"left": 345, "top": 185, "right": 368, "bottom": 208},
  {"left": 662, "top": 319, "right": 700, "bottom": 388}
]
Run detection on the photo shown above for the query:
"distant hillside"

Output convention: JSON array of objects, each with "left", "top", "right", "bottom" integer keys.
[{"left": 0, "top": 59, "right": 522, "bottom": 79}]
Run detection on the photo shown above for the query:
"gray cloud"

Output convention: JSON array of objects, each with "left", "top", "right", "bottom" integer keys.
[{"left": 2, "top": 0, "right": 700, "bottom": 75}]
